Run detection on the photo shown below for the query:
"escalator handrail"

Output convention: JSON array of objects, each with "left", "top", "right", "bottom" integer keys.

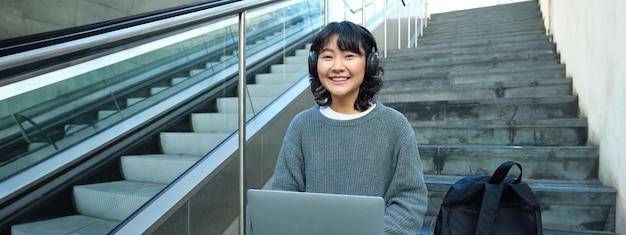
[
  {"left": 0, "top": 0, "right": 239, "bottom": 55},
  {"left": 0, "top": 0, "right": 275, "bottom": 84}
]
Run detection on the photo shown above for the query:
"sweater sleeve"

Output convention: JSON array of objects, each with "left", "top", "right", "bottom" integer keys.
[
  {"left": 271, "top": 118, "right": 306, "bottom": 192},
  {"left": 384, "top": 122, "right": 428, "bottom": 235}
]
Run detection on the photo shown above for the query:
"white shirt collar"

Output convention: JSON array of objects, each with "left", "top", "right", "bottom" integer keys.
[{"left": 319, "top": 103, "right": 377, "bottom": 120}]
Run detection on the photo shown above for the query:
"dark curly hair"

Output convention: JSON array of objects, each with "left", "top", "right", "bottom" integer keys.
[{"left": 308, "top": 21, "right": 384, "bottom": 111}]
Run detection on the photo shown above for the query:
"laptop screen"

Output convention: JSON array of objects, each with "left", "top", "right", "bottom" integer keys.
[{"left": 247, "top": 189, "right": 384, "bottom": 235}]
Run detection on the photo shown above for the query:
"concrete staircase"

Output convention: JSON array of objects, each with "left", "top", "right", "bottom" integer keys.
[{"left": 377, "top": 1, "right": 616, "bottom": 234}]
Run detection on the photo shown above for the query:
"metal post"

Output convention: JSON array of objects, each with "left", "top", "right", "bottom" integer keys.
[
  {"left": 420, "top": 0, "right": 425, "bottom": 36},
  {"left": 407, "top": 1, "right": 411, "bottom": 48},
  {"left": 324, "top": 0, "right": 329, "bottom": 25},
  {"left": 413, "top": 0, "right": 422, "bottom": 47},
  {"left": 424, "top": 0, "right": 430, "bottom": 27},
  {"left": 384, "top": 0, "right": 387, "bottom": 58},
  {"left": 362, "top": 0, "right": 366, "bottom": 27},
  {"left": 238, "top": 10, "right": 247, "bottom": 235},
  {"left": 397, "top": 0, "right": 401, "bottom": 49}
]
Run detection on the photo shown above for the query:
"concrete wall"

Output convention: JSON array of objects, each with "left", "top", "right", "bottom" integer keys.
[
  {"left": 538, "top": 0, "right": 626, "bottom": 233},
  {"left": 0, "top": 0, "right": 199, "bottom": 40}
]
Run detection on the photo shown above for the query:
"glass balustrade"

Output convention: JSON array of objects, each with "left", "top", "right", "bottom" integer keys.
[{"left": 0, "top": 1, "right": 322, "bottom": 183}]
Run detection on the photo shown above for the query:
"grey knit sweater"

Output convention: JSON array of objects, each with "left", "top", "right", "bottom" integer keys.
[{"left": 272, "top": 103, "right": 428, "bottom": 235}]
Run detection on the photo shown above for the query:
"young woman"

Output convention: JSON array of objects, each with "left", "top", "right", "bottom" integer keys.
[{"left": 271, "top": 21, "right": 428, "bottom": 235}]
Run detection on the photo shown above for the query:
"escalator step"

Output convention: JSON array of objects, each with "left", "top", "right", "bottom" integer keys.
[
  {"left": 74, "top": 180, "right": 166, "bottom": 221},
  {"left": 159, "top": 132, "right": 230, "bottom": 155},
  {"left": 121, "top": 154, "right": 202, "bottom": 184},
  {"left": 12, "top": 215, "right": 119, "bottom": 235},
  {"left": 255, "top": 71, "right": 305, "bottom": 84}
]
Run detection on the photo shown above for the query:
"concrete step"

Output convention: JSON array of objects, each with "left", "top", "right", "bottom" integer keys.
[
  {"left": 423, "top": 28, "right": 548, "bottom": 45},
  {"left": 73, "top": 181, "right": 166, "bottom": 221},
  {"left": 377, "top": 78, "right": 573, "bottom": 102},
  {"left": 417, "top": 145, "right": 598, "bottom": 180},
  {"left": 424, "top": 175, "right": 616, "bottom": 233},
  {"left": 385, "top": 96, "right": 579, "bottom": 121},
  {"left": 383, "top": 63, "right": 566, "bottom": 84},
  {"left": 447, "top": 65, "right": 567, "bottom": 84},
  {"left": 383, "top": 54, "right": 561, "bottom": 74},
  {"left": 383, "top": 46, "right": 557, "bottom": 65},
  {"left": 415, "top": 33, "right": 554, "bottom": 54},
  {"left": 420, "top": 213, "right": 617, "bottom": 235},
  {"left": 383, "top": 50, "right": 559, "bottom": 75},
  {"left": 425, "top": 20, "right": 545, "bottom": 39},
  {"left": 428, "top": 1, "right": 540, "bottom": 22},
  {"left": 383, "top": 66, "right": 567, "bottom": 87},
  {"left": 419, "top": 30, "right": 550, "bottom": 46},
  {"left": 384, "top": 49, "right": 558, "bottom": 70},
  {"left": 389, "top": 39, "right": 556, "bottom": 58},
  {"left": 120, "top": 154, "right": 202, "bottom": 184},
  {"left": 428, "top": 11, "right": 543, "bottom": 27},
  {"left": 11, "top": 215, "right": 119, "bottom": 235},
  {"left": 411, "top": 118, "right": 588, "bottom": 146},
  {"left": 427, "top": 16, "right": 544, "bottom": 34}
]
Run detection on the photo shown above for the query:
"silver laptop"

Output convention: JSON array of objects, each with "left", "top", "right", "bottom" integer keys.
[{"left": 247, "top": 189, "right": 384, "bottom": 235}]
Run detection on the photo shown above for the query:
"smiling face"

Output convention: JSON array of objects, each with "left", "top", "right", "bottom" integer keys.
[{"left": 317, "top": 34, "right": 367, "bottom": 109}]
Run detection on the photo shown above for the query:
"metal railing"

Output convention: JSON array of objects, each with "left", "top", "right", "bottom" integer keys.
[{"left": 322, "top": 0, "right": 428, "bottom": 57}]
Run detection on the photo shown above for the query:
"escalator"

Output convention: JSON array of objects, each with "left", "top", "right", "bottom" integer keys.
[
  {"left": 0, "top": 1, "right": 323, "bottom": 234},
  {"left": 0, "top": 0, "right": 396, "bottom": 233}
]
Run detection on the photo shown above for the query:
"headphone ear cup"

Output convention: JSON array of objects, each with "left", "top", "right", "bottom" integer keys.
[
  {"left": 308, "top": 51, "right": 317, "bottom": 77},
  {"left": 365, "top": 52, "right": 380, "bottom": 77}
]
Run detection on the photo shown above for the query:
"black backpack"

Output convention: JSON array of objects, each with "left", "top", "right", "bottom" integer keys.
[{"left": 434, "top": 161, "right": 542, "bottom": 235}]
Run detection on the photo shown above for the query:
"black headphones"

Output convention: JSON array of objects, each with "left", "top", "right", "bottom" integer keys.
[{"left": 308, "top": 49, "right": 379, "bottom": 79}]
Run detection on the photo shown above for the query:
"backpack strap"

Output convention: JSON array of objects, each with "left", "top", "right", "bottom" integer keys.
[
  {"left": 475, "top": 183, "right": 503, "bottom": 235},
  {"left": 476, "top": 161, "right": 523, "bottom": 235},
  {"left": 488, "top": 161, "right": 522, "bottom": 184}
]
